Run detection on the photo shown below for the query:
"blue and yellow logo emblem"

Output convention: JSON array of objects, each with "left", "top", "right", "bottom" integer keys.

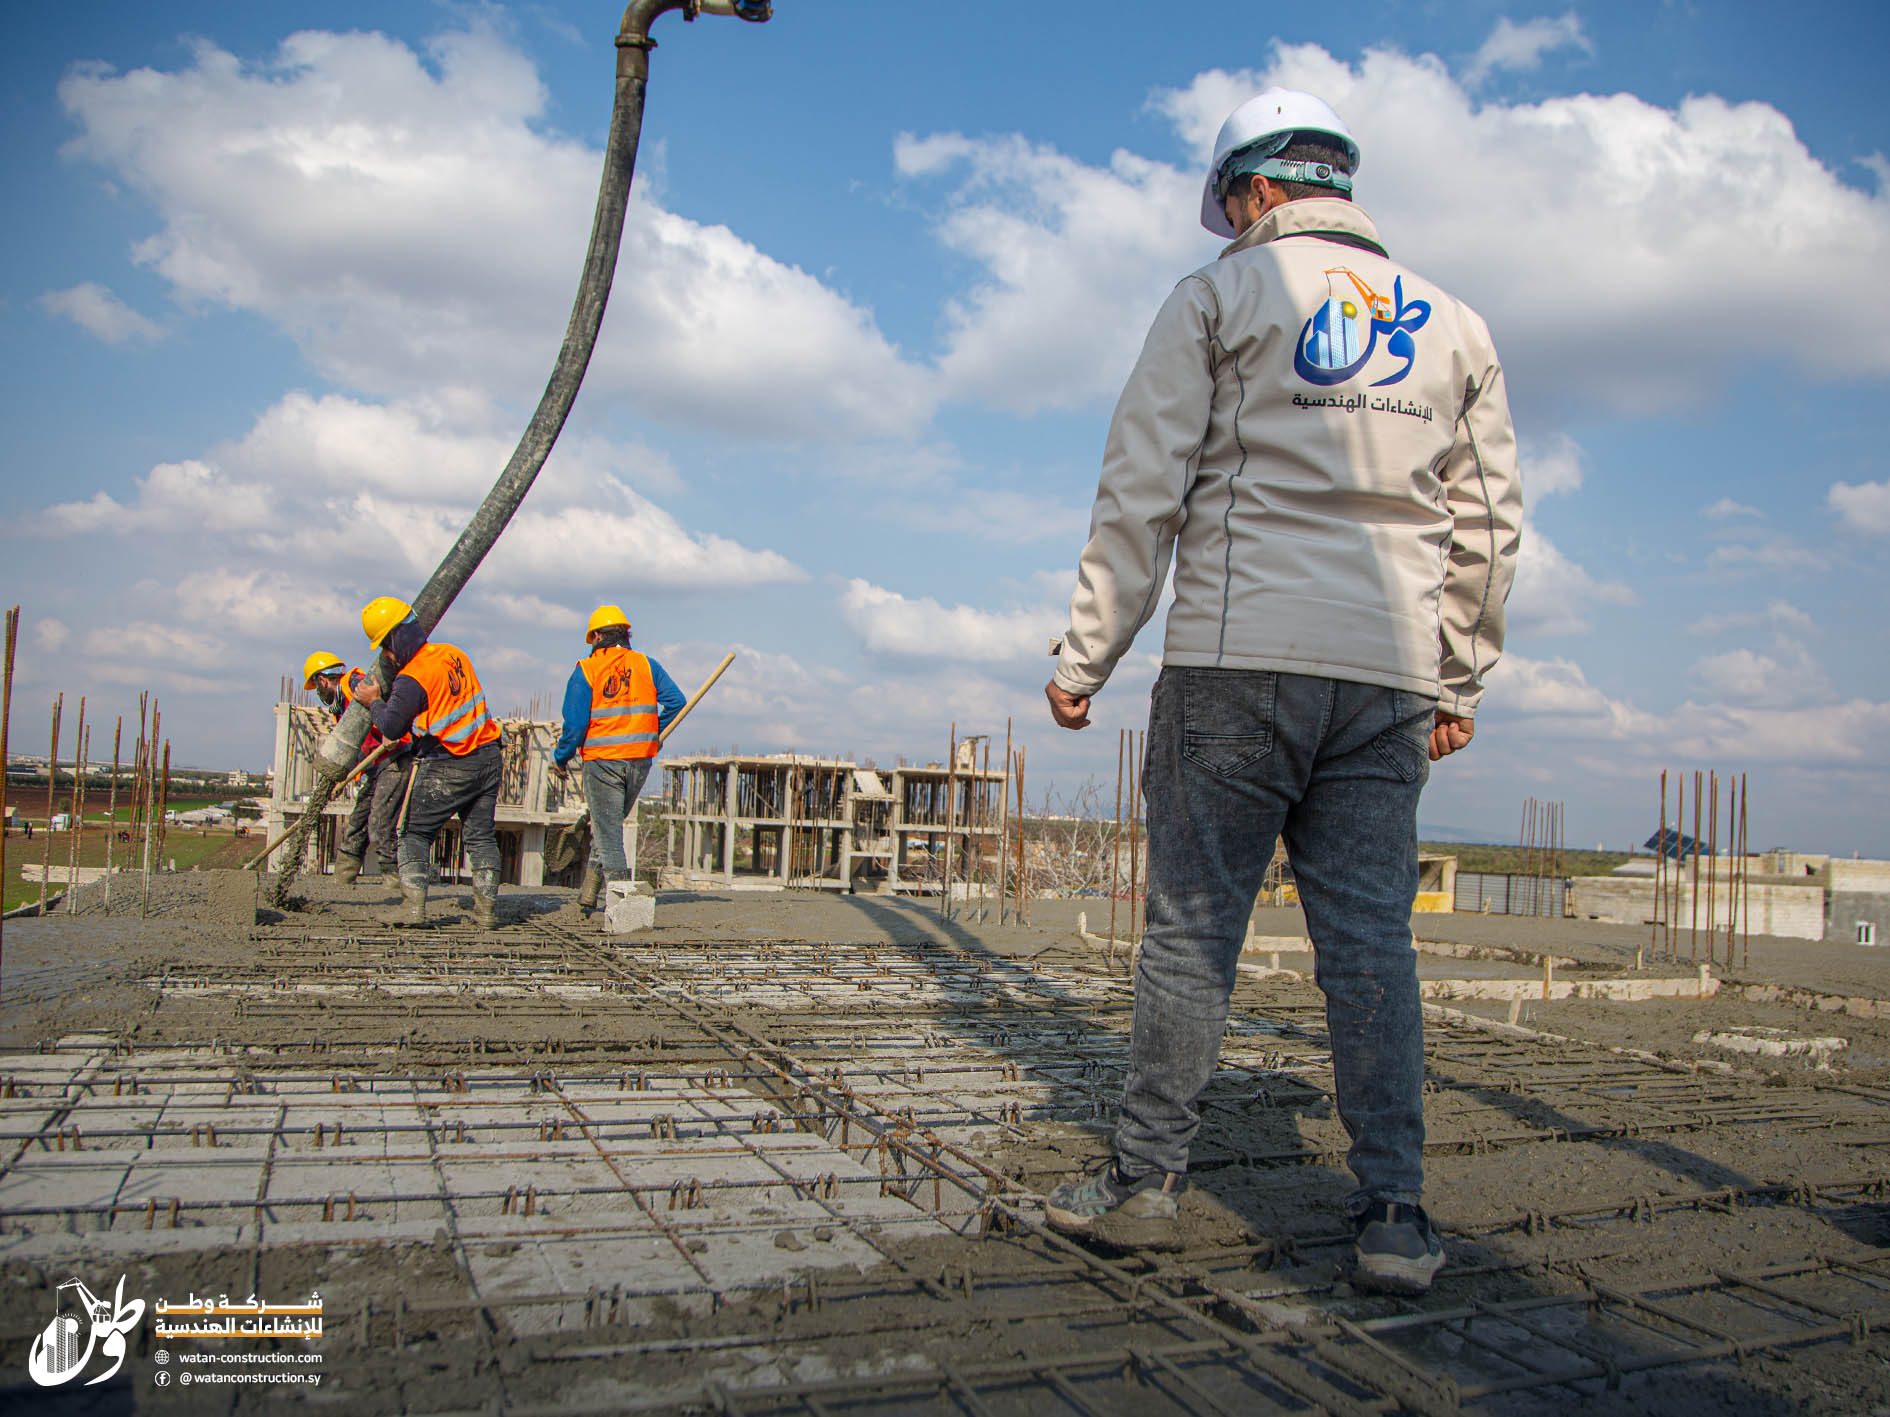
[{"left": 1294, "top": 267, "right": 1430, "bottom": 387}]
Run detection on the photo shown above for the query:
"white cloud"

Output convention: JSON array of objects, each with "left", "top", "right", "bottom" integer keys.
[
  {"left": 1688, "top": 600, "right": 1814, "bottom": 636},
  {"left": 1706, "top": 540, "right": 1828, "bottom": 574},
  {"left": 1690, "top": 648, "right": 1783, "bottom": 698},
  {"left": 39, "top": 391, "right": 800, "bottom": 595},
  {"left": 1464, "top": 13, "right": 1592, "bottom": 88},
  {"left": 1704, "top": 497, "right": 1760, "bottom": 519},
  {"left": 58, "top": 26, "right": 933, "bottom": 440},
  {"left": 1522, "top": 432, "right": 1584, "bottom": 498},
  {"left": 839, "top": 578, "right": 1060, "bottom": 662},
  {"left": 34, "top": 618, "right": 70, "bottom": 652},
  {"left": 37, "top": 281, "right": 165, "bottom": 344},
  {"left": 1484, "top": 653, "right": 1884, "bottom": 767},
  {"left": 45, "top": 459, "right": 273, "bottom": 536},
  {"left": 1829, "top": 479, "right": 1890, "bottom": 535},
  {"left": 882, "top": 487, "right": 1090, "bottom": 546},
  {"left": 895, "top": 132, "right": 1207, "bottom": 412},
  {"left": 479, "top": 592, "right": 584, "bottom": 630},
  {"left": 170, "top": 569, "right": 353, "bottom": 641},
  {"left": 83, "top": 621, "right": 225, "bottom": 668},
  {"left": 1507, "top": 522, "right": 1634, "bottom": 637}
]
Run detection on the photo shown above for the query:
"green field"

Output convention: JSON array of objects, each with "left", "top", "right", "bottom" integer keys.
[
  {"left": 1422, "top": 842, "right": 1633, "bottom": 877},
  {"left": 2, "top": 817, "right": 256, "bottom": 913}
]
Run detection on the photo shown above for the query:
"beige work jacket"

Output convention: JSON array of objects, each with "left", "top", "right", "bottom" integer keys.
[{"left": 1055, "top": 198, "right": 1522, "bottom": 716}]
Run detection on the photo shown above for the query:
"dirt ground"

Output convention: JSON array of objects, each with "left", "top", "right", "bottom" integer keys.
[{"left": 2, "top": 875, "right": 1889, "bottom": 1414}]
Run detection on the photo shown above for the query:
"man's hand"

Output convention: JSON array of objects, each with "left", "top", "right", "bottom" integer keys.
[
  {"left": 550, "top": 761, "right": 571, "bottom": 783},
  {"left": 1045, "top": 681, "right": 1092, "bottom": 731},
  {"left": 353, "top": 678, "right": 381, "bottom": 707},
  {"left": 1429, "top": 711, "right": 1474, "bottom": 761}
]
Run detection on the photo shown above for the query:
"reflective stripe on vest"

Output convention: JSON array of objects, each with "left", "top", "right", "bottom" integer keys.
[
  {"left": 578, "top": 647, "right": 660, "bottom": 761},
  {"left": 404, "top": 642, "right": 501, "bottom": 757}
]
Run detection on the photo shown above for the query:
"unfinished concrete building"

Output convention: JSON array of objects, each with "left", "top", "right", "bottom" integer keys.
[
  {"left": 262, "top": 703, "right": 588, "bottom": 885},
  {"left": 660, "top": 744, "right": 1008, "bottom": 894}
]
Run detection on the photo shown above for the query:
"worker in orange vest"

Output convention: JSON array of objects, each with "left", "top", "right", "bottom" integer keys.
[
  {"left": 302, "top": 651, "right": 410, "bottom": 886},
  {"left": 551, "top": 605, "right": 684, "bottom": 914},
  {"left": 351, "top": 598, "right": 505, "bottom": 928}
]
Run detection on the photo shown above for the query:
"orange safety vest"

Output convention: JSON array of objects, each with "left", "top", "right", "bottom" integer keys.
[
  {"left": 578, "top": 647, "right": 660, "bottom": 761},
  {"left": 401, "top": 642, "right": 500, "bottom": 756}
]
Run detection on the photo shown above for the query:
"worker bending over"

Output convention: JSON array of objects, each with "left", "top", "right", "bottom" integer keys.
[
  {"left": 552, "top": 605, "right": 684, "bottom": 914},
  {"left": 302, "top": 651, "right": 410, "bottom": 886},
  {"left": 351, "top": 598, "right": 505, "bottom": 928},
  {"left": 1042, "top": 89, "right": 1520, "bottom": 1292}
]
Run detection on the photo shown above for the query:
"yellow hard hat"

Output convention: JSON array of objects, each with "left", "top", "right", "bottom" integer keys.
[
  {"left": 301, "top": 651, "right": 345, "bottom": 690},
  {"left": 587, "top": 604, "right": 631, "bottom": 636},
  {"left": 361, "top": 596, "right": 414, "bottom": 649}
]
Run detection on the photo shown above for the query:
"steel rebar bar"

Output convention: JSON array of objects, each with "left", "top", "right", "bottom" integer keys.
[
  {"left": 0, "top": 607, "right": 17, "bottom": 982},
  {"left": 38, "top": 694, "right": 60, "bottom": 917}
]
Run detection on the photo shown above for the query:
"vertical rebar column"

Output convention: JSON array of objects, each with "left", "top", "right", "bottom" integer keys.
[
  {"left": 39, "top": 695, "right": 62, "bottom": 917},
  {"left": 103, "top": 718, "right": 122, "bottom": 915},
  {"left": 63, "top": 699, "right": 85, "bottom": 913},
  {"left": 1723, "top": 774, "right": 1737, "bottom": 969},
  {"left": 1707, "top": 771, "right": 1719, "bottom": 945},
  {"left": 156, "top": 742, "right": 172, "bottom": 872},
  {"left": 0, "top": 607, "right": 18, "bottom": 984},
  {"left": 941, "top": 725, "right": 956, "bottom": 919},
  {"left": 1128, "top": 731, "right": 1142, "bottom": 943},
  {"left": 1109, "top": 728, "right": 1124, "bottom": 947},
  {"left": 1651, "top": 772, "right": 1665, "bottom": 965},
  {"left": 1689, "top": 769, "right": 1701, "bottom": 962},
  {"left": 130, "top": 694, "right": 148, "bottom": 881},
  {"left": 141, "top": 704, "right": 160, "bottom": 919},
  {"left": 979, "top": 740, "right": 991, "bottom": 922},
  {"left": 998, "top": 717, "right": 1012, "bottom": 926},
  {"left": 1740, "top": 773, "right": 1750, "bottom": 971},
  {"left": 1014, "top": 746, "right": 1027, "bottom": 926},
  {"left": 65, "top": 702, "right": 87, "bottom": 914}
]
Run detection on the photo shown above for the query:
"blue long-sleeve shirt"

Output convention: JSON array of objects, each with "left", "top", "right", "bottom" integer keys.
[{"left": 553, "top": 648, "right": 685, "bottom": 766}]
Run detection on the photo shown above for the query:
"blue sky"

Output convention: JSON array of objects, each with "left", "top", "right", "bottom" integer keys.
[{"left": 2, "top": 2, "right": 1887, "bottom": 855}]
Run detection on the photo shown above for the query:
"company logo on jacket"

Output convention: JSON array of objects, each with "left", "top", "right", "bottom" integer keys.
[{"left": 1294, "top": 267, "right": 1430, "bottom": 388}]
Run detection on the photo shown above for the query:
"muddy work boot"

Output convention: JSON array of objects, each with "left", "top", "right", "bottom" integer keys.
[
  {"left": 333, "top": 853, "right": 363, "bottom": 887},
  {"left": 576, "top": 863, "right": 604, "bottom": 917},
  {"left": 1045, "top": 1160, "right": 1184, "bottom": 1250},
  {"left": 393, "top": 872, "right": 430, "bottom": 929},
  {"left": 1352, "top": 1200, "right": 1445, "bottom": 1295},
  {"left": 471, "top": 868, "right": 501, "bottom": 929}
]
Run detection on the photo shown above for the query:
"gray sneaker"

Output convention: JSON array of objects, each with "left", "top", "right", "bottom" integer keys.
[
  {"left": 1353, "top": 1200, "right": 1445, "bottom": 1294},
  {"left": 1045, "top": 1161, "right": 1184, "bottom": 1249}
]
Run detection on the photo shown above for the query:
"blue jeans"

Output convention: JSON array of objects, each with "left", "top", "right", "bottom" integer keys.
[
  {"left": 1116, "top": 668, "right": 1433, "bottom": 1215},
  {"left": 583, "top": 758, "right": 653, "bottom": 880}
]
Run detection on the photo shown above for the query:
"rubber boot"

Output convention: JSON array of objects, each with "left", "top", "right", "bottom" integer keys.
[
  {"left": 395, "top": 871, "right": 429, "bottom": 928},
  {"left": 333, "top": 853, "right": 363, "bottom": 887},
  {"left": 471, "top": 868, "right": 500, "bottom": 930},
  {"left": 576, "top": 864, "right": 604, "bottom": 916}
]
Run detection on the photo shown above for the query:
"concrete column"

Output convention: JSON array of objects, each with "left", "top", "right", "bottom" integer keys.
[
  {"left": 722, "top": 768, "right": 737, "bottom": 883},
  {"left": 518, "top": 824, "right": 547, "bottom": 887}
]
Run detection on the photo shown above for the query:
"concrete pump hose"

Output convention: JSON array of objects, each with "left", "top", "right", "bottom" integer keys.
[{"left": 276, "top": 1, "right": 769, "bottom": 903}]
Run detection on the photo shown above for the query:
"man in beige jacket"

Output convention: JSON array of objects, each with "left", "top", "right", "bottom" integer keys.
[{"left": 1043, "top": 89, "right": 1522, "bottom": 1293}]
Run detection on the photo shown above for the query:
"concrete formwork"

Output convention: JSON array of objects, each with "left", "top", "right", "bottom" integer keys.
[{"left": 5, "top": 885, "right": 1890, "bottom": 1413}]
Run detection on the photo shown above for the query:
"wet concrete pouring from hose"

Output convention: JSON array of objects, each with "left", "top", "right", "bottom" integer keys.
[{"left": 4, "top": 879, "right": 1890, "bottom": 1413}]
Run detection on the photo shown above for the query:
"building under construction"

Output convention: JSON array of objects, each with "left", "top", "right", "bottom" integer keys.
[{"left": 660, "top": 745, "right": 1008, "bottom": 895}]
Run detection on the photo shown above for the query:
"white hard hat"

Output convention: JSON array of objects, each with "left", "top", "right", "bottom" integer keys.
[{"left": 1200, "top": 88, "right": 1360, "bottom": 238}]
